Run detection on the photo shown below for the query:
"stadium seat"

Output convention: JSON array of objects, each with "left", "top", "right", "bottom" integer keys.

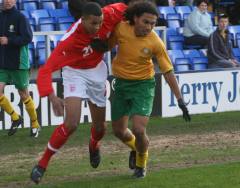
[
  {"left": 232, "top": 48, "right": 240, "bottom": 60},
  {"left": 21, "top": 10, "right": 30, "bottom": 18},
  {"left": 199, "top": 49, "right": 207, "bottom": 57},
  {"left": 168, "top": 50, "right": 185, "bottom": 64},
  {"left": 191, "top": 57, "right": 208, "bottom": 70},
  {"left": 57, "top": 16, "right": 74, "bottom": 31},
  {"left": 167, "top": 19, "right": 181, "bottom": 30},
  {"left": 39, "top": 17, "right": 56, "bottom": 31},
  {"left": 175, "top": 6, "right": 192, "bottom": 21},
  {"left": 228, "top": 25, "right": 240, "bottom": 47},
  {"left": 183, "top": 49, "right": 201, "bottom": 61},
  {"left": 158, "top": 6, "right": 176, "bottom": 19},
  {"left": 50, "top": 34, "right": 63, "bottom": 47},
  {"left": 168, "top": 35, "right": 184, "bottom": 50},
  {"left": 61, "top": 0, "right": 68, "bottom": 9},
  {"left": 40, "top": 1, "right": 57, "bottom": 10},
  {"left": 22, "top": 0, "right": 38, "bottom": 11},
  {"left": 48, "top": 9, "right": 70, "bottom": 19},
  {"left": 28, "top": 17, "right": 37, "bottom": 31},
  {"left": 174, "top": 58, "right": 191, "bottom": 72},
  {"left": 30, "top": 9, "right": 50, "bottom": 25}
]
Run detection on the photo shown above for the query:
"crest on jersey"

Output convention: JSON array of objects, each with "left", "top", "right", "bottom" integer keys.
[
  {"left": 9, "top": 25, "right": 15, "bottom": 32},
  {"left": 141, "top": 48, "right": 152, "bottom": 56}
]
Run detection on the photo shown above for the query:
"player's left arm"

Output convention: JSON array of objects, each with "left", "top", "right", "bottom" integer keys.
[{"left": 154, "top": 36, "right": 191, "bottom": 121}]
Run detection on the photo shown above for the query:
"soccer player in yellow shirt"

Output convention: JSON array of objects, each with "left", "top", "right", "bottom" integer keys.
[{"left": 108, "top": 1, "right": 191, "bottom": 178}]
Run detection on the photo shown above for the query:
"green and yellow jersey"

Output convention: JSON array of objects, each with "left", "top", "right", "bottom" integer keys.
[{"left": 110, "top": 21, "right": 173, "bottom": 80}]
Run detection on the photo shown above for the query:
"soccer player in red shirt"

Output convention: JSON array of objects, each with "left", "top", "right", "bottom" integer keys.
[{"left": 30, "top": 2, "right": 127, "bottom": 184}]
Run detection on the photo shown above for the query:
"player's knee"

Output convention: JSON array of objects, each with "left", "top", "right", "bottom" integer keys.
[
  {"left": 132, "top": 127, "right": 146, "bottom": 138},
  {"left": 112, "top": 126, "right": 124, "bottom": 139},
  {"left": 94, "top": 121, "right": 107, "bottom": 132},
  {"left": 64, "top": 120, "right": 78, "bottom": 134}
]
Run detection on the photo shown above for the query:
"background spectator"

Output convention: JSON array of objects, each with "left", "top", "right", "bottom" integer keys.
[
  {"left": 208, "top": 14, "right": 239, "bottom": 68},
  {"left": 183, "top": 0, "right": 213, "bottom": 47}
]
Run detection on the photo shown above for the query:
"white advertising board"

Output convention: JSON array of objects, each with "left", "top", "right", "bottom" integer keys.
[{"left": 161, "top": 70, "right": 240, "bottom": 117}]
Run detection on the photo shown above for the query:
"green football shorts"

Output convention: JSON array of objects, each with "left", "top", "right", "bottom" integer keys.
[
  {"left": 111, "top": 77, "right": 156, "bottom": 121},
  {"left": 0, "top": 69, "right": 30, "bottom": 90}
]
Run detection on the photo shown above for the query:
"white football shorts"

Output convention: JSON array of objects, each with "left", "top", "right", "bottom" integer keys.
[{"left": 62, "top": 61, "right": 108, "bottom": 107}]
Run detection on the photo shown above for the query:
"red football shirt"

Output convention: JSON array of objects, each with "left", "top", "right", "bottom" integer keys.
[{"left": 37, "top": 3, "right": 127, "bottom": 97}]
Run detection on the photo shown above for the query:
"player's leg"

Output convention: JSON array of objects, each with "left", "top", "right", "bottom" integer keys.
[
  {"left": 88, "top": 101, "right": 106, "bottom": 168},
  {"left": 0, "top": 69, "right": 22, "bottom": 136},
  {"left": 111, "top": 78, "right": 137, "bottom": 169},
  {"left": 112, "top": 116, "right": 137, "bottom": 169},
  {"left": 13, "top": 69, "right": 40, "bottom": 137},
  {"left": 130, "top": 78, "right": 155, "bottom": 178},
  {"left": 31, "top": 97, "right": 82, "bottom": 184},
  {"left": 132, "top": 115, "right": 149, "bottom": 178}
]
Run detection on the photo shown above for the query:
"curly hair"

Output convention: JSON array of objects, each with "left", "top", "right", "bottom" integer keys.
[{"left": 125, "top": 1, "right": 159, "bottom": 25}]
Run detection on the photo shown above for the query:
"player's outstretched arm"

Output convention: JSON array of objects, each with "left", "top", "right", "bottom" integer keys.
[{"left": 163, "top": 71, "right": 191, "bottom": 121}]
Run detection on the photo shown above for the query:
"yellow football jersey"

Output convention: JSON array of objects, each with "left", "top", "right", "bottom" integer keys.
[{"left": 110, "top": 21, "right": 173, "bottom": 80}]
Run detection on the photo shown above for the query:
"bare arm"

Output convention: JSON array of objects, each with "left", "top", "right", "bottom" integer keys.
[
  {"left": 163, "top": 71, "right": 191, "bottom": 121},
  {"left": 163, "top": 71, "right": 182, "bottom": 100}
]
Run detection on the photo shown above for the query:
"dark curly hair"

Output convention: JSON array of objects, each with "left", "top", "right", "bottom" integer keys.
[{"left": 125, "top": 1, "right": 159, "bottom": 25}]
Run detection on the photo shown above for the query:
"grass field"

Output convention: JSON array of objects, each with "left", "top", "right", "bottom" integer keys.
[{"left": 0, "top": 111, "right": 240, "bottom": 188}]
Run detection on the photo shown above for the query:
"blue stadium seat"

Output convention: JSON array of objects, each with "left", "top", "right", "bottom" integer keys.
[
  {"left": 167, "top": 19, "right": 181, "bottom": 30},
  {"left": 168, "top": 50, "right": 185, "bottom": 64},
  {"left": 158, "top": 6, "right": 176, "bottom": 19},
  {"left": 174, "top": 58, "right": 191, "bottom": 72},
  {"left": 199, "top": 49, "right": 207, "bottom": 57},
  {"left": 228, "top": 25, "right": 240, "bottom": 47},
  {"left": 183, "top": 49, "right": 201, "bottom": 60},
  {"left": 232, "top": 48, "right": 240, "bottom": 59},
  {"left": 28, "top": 17, "right": 37, "bottom": 31},
  {"left": 175, "top": 6, "right": 192, "bottom": 21},
  {"left": 39, "top": 17, "right": 56, "bottom": 31},
  {"left": 168, "top": 35, "right": 184, "bottom": 50},
  {"left": 30, "top": 9, "right": 50, "bottom": 25},
  {"left": 57, "top": 16, "right": 74, "bottom": 31},
  {"left": 21, "top": 10, "right": 30, "bottom": 18},
  {"left": 50, "top": 34, "right": 63, "bottom": 48},
  {"left": 40, "top": 1, "right": 57, "bottom": 10},
  {"left": 22, "top": 0, "right": 38, "bottom": 11},
  {"left": 191, "top": 57, "right": 208, "bottom": 70},
  {"left": 48, "top": 9, "right": 70, "bottom": 19},
  {"left": 61, "top": 1, "right": 68, "bottom": 9}
]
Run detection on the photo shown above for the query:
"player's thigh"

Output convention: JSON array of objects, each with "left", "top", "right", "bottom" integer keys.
[
  {"left": 88, "top": 101, "right": 106, "bottom": 123},
  {"left": 131, "top": 78, "right": 155, "bottom": 117},
  {"left": 64, "top": 97, "right": 82, "bottom": 128},
  {"left": 10, "top": 69, "right": 29, "bottom": 90},
  {"left": 112, "top": 115, "right": 129, "bottom": 134}
]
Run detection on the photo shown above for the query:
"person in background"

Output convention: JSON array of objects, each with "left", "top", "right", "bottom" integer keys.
[
  {"left": 208, "top": 14, "right": 239, "bottom": 68},
  {"left": 0, "top": 0, "right": 40, "bottom": 137},
  {"left": 183, "top": 0, "right": 213, "bottom": 47}
]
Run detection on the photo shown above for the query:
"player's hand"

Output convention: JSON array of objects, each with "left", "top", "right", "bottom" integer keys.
[
  {"left": 178, "top": 98, "right": 191, "bottom": 122},
  {"left": 90, "top": 38, "right": 109, "bottom": 52},
  {"left": 48, "top": 93, "right": 64, "bottom": 116}
]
